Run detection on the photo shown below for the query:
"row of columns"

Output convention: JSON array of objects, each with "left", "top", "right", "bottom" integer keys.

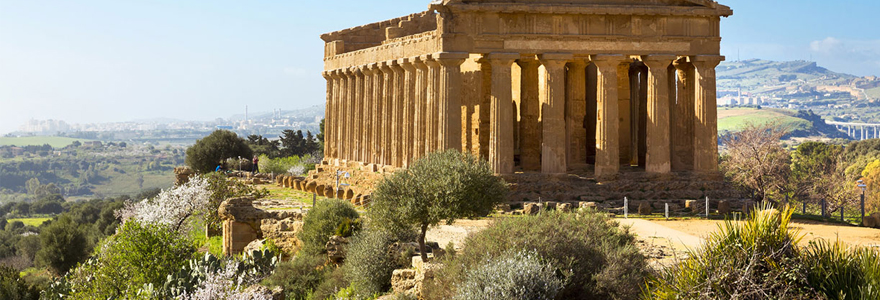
[
  {"left": 323, "top": 51, "right": 722, "bottom": 177},
  {"left": 839, "top": 125, "right": 880, "bottom": 140},
  {"left": 322, "top": 52, "right": 470, "bottom": 168}
]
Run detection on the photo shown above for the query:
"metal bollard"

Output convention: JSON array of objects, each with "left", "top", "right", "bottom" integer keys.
[{"left": 624, "top": 197, "right": 628, "bottom": 219}]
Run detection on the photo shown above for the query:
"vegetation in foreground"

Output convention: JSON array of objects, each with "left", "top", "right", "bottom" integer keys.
[{"left": 645, "top": 204, "right": 880, "bottom": 300}]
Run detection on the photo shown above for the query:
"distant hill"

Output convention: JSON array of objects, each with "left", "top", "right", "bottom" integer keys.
[
  {"left": 718, "top": 107, "right": 850, "bottom": 140},
  {"left": 717, "top": 59, "right": 880, "bottom": 125}
]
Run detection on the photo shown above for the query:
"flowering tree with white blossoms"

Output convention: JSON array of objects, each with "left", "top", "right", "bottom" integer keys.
[{"left": 116, "top": 176, "right": 211, "bottom": 231}]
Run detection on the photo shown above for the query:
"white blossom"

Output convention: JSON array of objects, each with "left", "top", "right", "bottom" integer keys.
[
  {"left": 116, "top": 176, "right": 211, "bottom": 230},
  {"left": 178, "top": 261, "right": 273, "bottom": 300}
]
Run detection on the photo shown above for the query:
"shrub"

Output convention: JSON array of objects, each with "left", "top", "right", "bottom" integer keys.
[
  {"left": 644, "top": 205, "right": 819, "bottom": 299},
  {"left": 262, "top": 252, "right": 329, "bottom": 300},
  {"left": 0, "top": 265, "right": 39, "bottom": 300},
  {"left": 311, "top": 266, "right": 349, "bottom": 300},
  {"left": 370, "top": 150, "right": 507, "bottom": 262},
  {"left": 186, "top": 130, "right": 253, "bottom": 174},
  {"left": 453, "top": 250, "right": 566, "bottom": 300},
  {"left": 803, "top": 240, "right": 880, "bottom": 299},
  {"left": 35, "top": 215, "right": 89, "bottom": 276},
  {"left": 65, "top": 221, "right": 196, "bottom": 299},
  {"left": 426, "top": 210, "right": 649, "bottom": 300},
  {"left": 299, "top": 199, "right": 359, "bottom": 255},
  {"left": 344, "top": 229, "right": 412, "bottom": 297}
]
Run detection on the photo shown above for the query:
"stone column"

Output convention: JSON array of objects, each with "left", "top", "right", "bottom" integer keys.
[
  {"left": 333, "top": 70, "right": 344, "bottom": 162},
  {"left": 353, "top": 67, "right": 364, "bottom": 162},
  {"left": 691, "top": 55, "right": 724, "bottom": 172},
  {"left": 400, "top": 58, "right": 416, "bottom": 167},
  {"left": 342, "top": 68, "right": 354, "bottom": 161},
  {"left": 414, "top": 57, "right": 428, "bottom": 162},
  {"left": 436, "top": 52, "right": 469, "bottom": 151},
  {"left": 672, "top": 59, "right": 695, "bottom": 171},
  {"left": 380, "top": 62, "right": 394, "bottom": 166},
  {"left": 362, "top": 65, "right": 375, "bottom": 164},
  {"left": 390, "top": 61, "right": 405, "bottom": 167},
  {"left": 566, "top": 59, "right": 588, "bottom": 166},
  {"left": 592, "top": 55, "right": 626, "bottom": 178},
  {"left": 487, "top": 53, "right": 519, "bottom": 174},
  {"left": 517, "top": 57, "right": 542, "bottom": 171},
  {"left": 425, "top": 56, "right": 440, "bottom": 154},
  {"left": 642, "top": 55, "right": 676, "bottom": 174},
  {"left": 539, "top": 53, "right": 573, "bottom": 174},
  {"left": 371, "top": 64, "right": 384, "bottom": 165},
  {"left": 325, "top": 71, "right": 338, "bottom": 161}
]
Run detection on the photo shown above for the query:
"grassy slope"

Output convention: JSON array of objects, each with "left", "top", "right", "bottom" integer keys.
[
  {"left": 0, "top": 136, "right": 92, "bottom": 148},
  {"left": 867, "top": 87, "right": 880, "bottom": 99},
  {"left": 717, "top": 107, "right": 811, "bottom": 133}
]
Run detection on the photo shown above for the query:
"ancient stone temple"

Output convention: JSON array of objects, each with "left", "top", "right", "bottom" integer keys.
[{"left": 316, "top": 0, "right": 737, "bottom": 202}]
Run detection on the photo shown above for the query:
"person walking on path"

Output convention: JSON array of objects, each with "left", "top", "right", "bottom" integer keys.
[{"left": 252, "top": 155, "right": 260, "bottom": 174}]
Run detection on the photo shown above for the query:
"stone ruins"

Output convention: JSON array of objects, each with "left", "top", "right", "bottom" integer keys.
[{"left": 314, "top": 0, "right": 741, "bottom": 203}]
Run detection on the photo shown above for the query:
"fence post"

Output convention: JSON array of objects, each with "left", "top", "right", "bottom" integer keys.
[
  {"left": 313, "top": 193, "right": 317, "bottom": 208},
  {"left": 624, "top": 197, "right": 628, "bottom": 219},
  {"left": 841, "top": 203, "right": 845, "bottom": 223},
  {"left": 665, "top": 203, "right": 669, "bottom": 220},
  {"left": 705, "top": 196, "right": 710, "bottom": 219},
  {"left": 803, "top": 201, "right": 806, "bottom": 215},
  {"left": 822, "top": 198, "right": 827, "bottom": 218}
]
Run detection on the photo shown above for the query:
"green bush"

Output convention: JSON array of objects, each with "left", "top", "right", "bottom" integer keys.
[
  {"left": 344, "top": 229, "right": 412, "bottom": 297},
  {"left": 0, "top": 265, "right": 39, "bottom": 300},
  {"left": 299, "top": 199, "right": 359, "bottom": 255},
  {"left": 644, "top": 205, "right": 819, "bottom": 299},
  {"left": 426, "top": 210, "right": 649, "bottom": 300},
  {"left": 35, "top": 215, "right": 89, "bottom": 275},
  {"left": 262, "top": 252, "right": 329, "bottom": 300},
  {"left": 64, "top": 221, "right": 196, "bottom": 299},
  {"left": 186, "top": 130, "right": 253, "bottom": 174},
  {"left": 258, "top": 154, "right": 319, "bottom": 175},
  {"left": 453, "top": 250, "right": 566, "bottom": 300},
  {"left": 310, "top": 266, "right": 349, "bottom": 300}
]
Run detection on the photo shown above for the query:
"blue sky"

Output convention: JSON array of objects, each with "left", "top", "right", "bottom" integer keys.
[{"left": 1, "top": 0, "right": 878, "bottom": 135}]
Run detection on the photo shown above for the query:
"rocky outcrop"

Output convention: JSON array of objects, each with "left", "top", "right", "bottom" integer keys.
[
  {"left": 391, "top": 257, "right": 443, "bottom": 298},
  {"left": 325, "top": 235, "right": 349, "bottom": 263}
]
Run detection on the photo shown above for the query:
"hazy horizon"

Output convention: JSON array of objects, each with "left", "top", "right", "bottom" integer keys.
[{"left": 2, "top": 0, "right": 879, "bottom": 135}]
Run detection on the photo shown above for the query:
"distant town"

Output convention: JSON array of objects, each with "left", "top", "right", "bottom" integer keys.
[{"left": 6, "top": 105, "right": 325, "bottom": 145}]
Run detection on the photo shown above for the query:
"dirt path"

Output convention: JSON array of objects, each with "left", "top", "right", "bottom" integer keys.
[
  {"left": 424, "top": 219, "right": 494, "bottom": 251},
  {"left": 617, "top": 218, "right": 704, "bottom": 267},
  {"left": 657, "top": 218, "right": 880, "bottom": 248}
]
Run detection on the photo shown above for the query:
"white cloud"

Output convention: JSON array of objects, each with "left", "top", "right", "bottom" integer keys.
[
  {"left": 809, "top": 37, "right": 843, "bottom": 54},
  {"left": 808, "top": 37, "right": 880, "bottom": 76}
]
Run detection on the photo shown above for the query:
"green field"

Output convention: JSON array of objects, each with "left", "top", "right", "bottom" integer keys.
[
  {"left": 0, "top": 136, "right": 92, "bottom": 148},
  {"left": 717, "top": 108, "right": 810, "bottom": 133},
  {"left": 7, "top": 217, "right": 52, "bottom": 227},
  {"left": 867, "top": 87, "right": 880, "bottom": 100}
]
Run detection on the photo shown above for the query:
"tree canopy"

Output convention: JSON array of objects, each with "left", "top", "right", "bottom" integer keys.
[
  {"left": 369, "top": 150, "right": 508, "bottom": 262},
  {"left": 185, "top": 130, "right": 253, "bottom": 173}
]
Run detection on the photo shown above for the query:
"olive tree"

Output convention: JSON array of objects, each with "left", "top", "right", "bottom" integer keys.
[
  {"left": 369, "top": 150, "right": 508, "bottom": 262},
  {"left": 185, "top": 130, "right": 253, "bottom": 174}
]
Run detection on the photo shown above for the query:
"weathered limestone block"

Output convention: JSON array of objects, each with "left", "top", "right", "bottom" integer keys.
[
  {"left": 717, "top": 200, "right": 731, "bottom": 214},
  {"left": 294, "top": 179, "right": 303, "bottom": 190},
  {"left": 323, "top": 185, "right": 335, "bottom": 199},
  {"left": 557, "top": 203, "right": 573, "bottom": 212},
  {"left": 391, "top": 269, "right": 418, "bottom": 294},
  {"left": 275, "top": 175, "right": 285, "bottom": 186},
  {"left": 863, "top": 215, "right": 878, "bottom": 228},
  {"left": 326, "top": 235, "right": 348, "bottom": 263},
  {"left": 306, "top": 181, "right": 317, "bottom": 193},
  {"left": 685, "top": 200, "right": 702, "bottom": 213},
  {"left": 285, "top": 177, "right": 293, "bottom": 188},
  {"left": 579, "top": 201, "right": 598, "bottom": 209},
  {"left": 523, "top": 203, "right": 541, "bottom": 215},
  {"left": 544, "top": 201, "right": 559, "bottom": 210},
  {"left": 638, "top": 202, "right": 653, "bottom": 215},
  {"left": 316, "top": 184, "right": 326, "bottom": 197}
]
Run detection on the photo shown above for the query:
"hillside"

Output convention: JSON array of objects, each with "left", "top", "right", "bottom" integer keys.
[
  {"left": 717, "top": 107, "right": 849, "bottom": 139},
  {"left": 717, "top": 59, "right": 880, "bottom": 124}
]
